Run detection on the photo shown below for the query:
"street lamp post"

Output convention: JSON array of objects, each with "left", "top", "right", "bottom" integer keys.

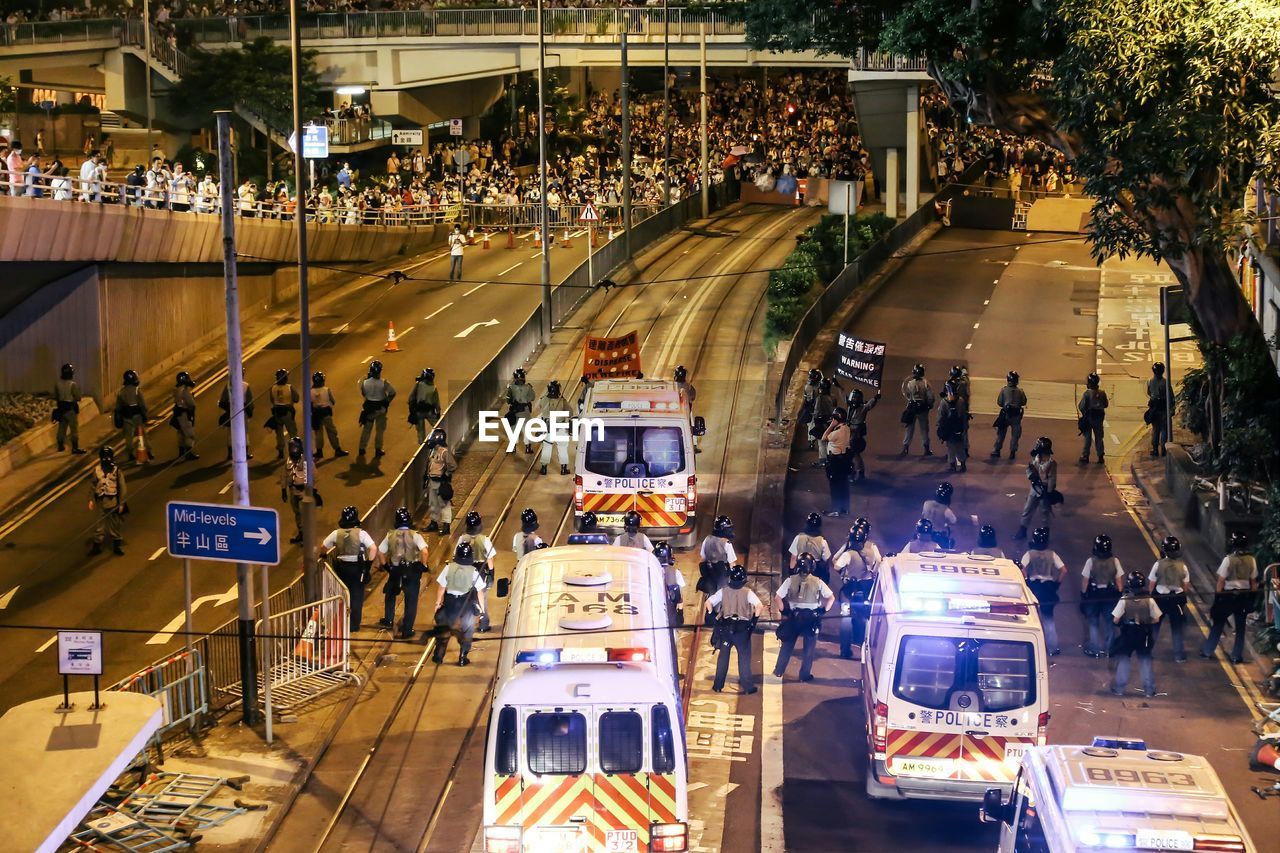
[
  {"left": 662, "top": 0, "right": 670, "bottom": 209},
  {"left": 621, "top": 28, "right": 632, "bottom": 258},
  {"left": 537, "top": 0, "right": 552, "bottom": 340}
]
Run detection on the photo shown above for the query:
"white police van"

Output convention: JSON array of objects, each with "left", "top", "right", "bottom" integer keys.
[
  {"left": 862, "top": 550, "right": 1050, "bottom": 801},
  {"left": 982, "top": 737, "right": 1256, "bottom": 852},
  {"left": 575, "top": 380, "right": 704, "bottom": 546}
]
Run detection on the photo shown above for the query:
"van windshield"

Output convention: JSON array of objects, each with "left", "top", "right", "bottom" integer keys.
[
  {"left": 584, "top": 425, "right": 686, "bottom": 478},
  {"left": 893, "top": 636, "right": 1036, "bottom": 713}
]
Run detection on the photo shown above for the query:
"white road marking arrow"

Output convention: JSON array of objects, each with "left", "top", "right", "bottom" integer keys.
[
  {"left": 146, "top": 582, "right": 239, "bottom": 645},
  {"left": 0, "top": 586, "right": 17, "bottom": 609},
  {"left": 455, "top": 319, "right": 499, "bottom": 338},
  {"left": 244, "top": 527, "right": 272, "bottom": 546}
]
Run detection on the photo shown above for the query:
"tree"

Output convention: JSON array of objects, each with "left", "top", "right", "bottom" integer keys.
[{"left": 743, "top": 0, "right": 1280, "bottom": 348}]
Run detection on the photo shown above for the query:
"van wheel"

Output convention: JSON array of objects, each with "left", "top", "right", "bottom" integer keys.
[{"left": 864, "top": 760, "right": 901, "bottom": 800}]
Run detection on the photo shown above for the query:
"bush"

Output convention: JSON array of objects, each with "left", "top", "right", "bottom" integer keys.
[
  {"left": 768, "top": 263, "right": 814, "bottom": 301},
  {"left": 765, "top": 294, "right": 808, "bottom": 341}
]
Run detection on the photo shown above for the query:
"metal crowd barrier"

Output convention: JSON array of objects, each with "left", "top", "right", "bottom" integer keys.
[
  {"left": 110, "top": 648, "right": 210, "bottom": 739},
  {"left": 253, "top": 594, "right": 355, "bottom": 712}
]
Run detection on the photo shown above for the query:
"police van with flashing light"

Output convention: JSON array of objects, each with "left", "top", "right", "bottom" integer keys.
[
  {"left": 981, "top": 737, "right": 1257, "bottom": 852},
  {"left": 482, "top": 544, "right": 688, "bottom": 853},
  {"left": 575, "top": 380, "right": 704, "bottom": 547},
  {"left": 861, "top": 550, "right": 1050, "bottom": 802}
]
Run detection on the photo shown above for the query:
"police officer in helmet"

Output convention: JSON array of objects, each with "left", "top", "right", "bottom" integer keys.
[
  {"left": 456, "top": 510, "right": 498, "bottom": 631},
  {"left": 1146, "top": 362, "right": 1170, "bottom": 458},
  {"left": 54, "top": 363, "right": 85, "bottom": 454},
  {"left": 409, "top": 367, "right": 441, "bottom": 445},
  {"left": 1149, "top": 535, "right": 1190, "bottom": 662},
  {"left": 904, "top": 518, "right": 935, "bottom": 554},
  {"left": 423, "top": 426, "right": 457, "bottom": 533},
  {"left": 1200, "top": 531, "right": 1258, "bottom": 664},
  {"left": 88, "top": 445, "right": 127, "bottom": 556},
  {"left": 1081, "top": 533, "right": 1124, "bottom": 657},
  {"left": 358, "top": 359, "right": 396, "bottom": 458},
  {"left": 1020, "top": 527, "right": 1067, "bottom": 655},
  {"left": 772, "top": 553, "right": 835, "bottom": 682},
  {"left": 171, "top": 370, "right": 199, "bottom": 461},
  {"left": 655, "top": 541, "right": 685, "bottom": 626},
  {"left": 921, "top": 482, "right": 958, "bottom": 549},
  {"left": 378, "top": 506, "right": 428, "bottom": 638},
  {"left": 971, "top": 525, "right": 1003, "bottom": 558},
  {"left": 614, "top": 509, "right": 655, "bottom": 551},
  {"left": 698, "top": 514, "right": 738, "bottom": 593},
  {"left": 310, "top": 371, "right": 349, "bottom": 458},
  {"left": 322, "top": 505, "right": 378, "bottom": 632},
  {"left": 505, "top": 368, "right": 535, "bottom": 454},
  {"left": 788, "top": 512, "right": 832, "bottom": 583},
  {"left": 833, "top": 523, "right": 878, "bottom": 657},
  {"left": 267, "top": 367, "right": 300, "bottom": 460},
  {"left": 512, "top": 507, "right": 543, "bottom": 559},
  {"left": 706, "top": 564, "right": 763, "bottom": 694},
  {"left": 1111, "top": 571, "right": 1162, "bottom": 697},
  {"left": 1077, "top": 372, "right": 1108, "bottom": 464},
  {"left": 991, "top": 370, "right": 1027, "bottom": 460},
  {"left": 900, "top": 363, "right": 934, "bottom": 457},
  {"left": 536, "top": 378, "right": 572, "bottom": 475},
  {"left": 113, "top": 368, "right": 151, "bottom": 463},
  {"left": 279, "top": 436, "right": 308, "bottom": 543},
  {"left": 433, "top": 540, "right": 486, "bottom": 666}
]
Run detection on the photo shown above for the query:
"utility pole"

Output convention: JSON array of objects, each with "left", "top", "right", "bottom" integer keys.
[
  {"left": 142, "top": 0, "right": 154, "bottom": 154},
  {"left": 621, "top": 28, "right": 632, "bottom": 258},
  {"left": 537, "top": 0, "right": 552, "bottom": 340},
  {"left": 215, "top": 111, "right": 259, "bottom": 726},
  {"left": 662, "top": 0, "right": 670, "bottom": 209},
  {"left": 699, "top": 22, "right": 708, "bottom": 219},
  {"left": 289, "top": 0, "right": 319, "bottom": 603}
]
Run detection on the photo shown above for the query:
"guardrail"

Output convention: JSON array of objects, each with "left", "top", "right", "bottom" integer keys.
[
  {"left": 255, "top": 593, "right": 355, "bottom": 712},
  {"left": 110, "top": 648, "right": 209, "bottom": 742},
  {"left": 851, "top": 48, "right": 928, "bottom": 73},
  {"left": 464, "top": 200, "right": 658, "bottom": 231}
]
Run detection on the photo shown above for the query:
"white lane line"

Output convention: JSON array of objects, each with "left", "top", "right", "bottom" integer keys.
[
  {"left": 530, "top": 251, "right": 545, "bottom": 259},
  {"left": 361, "top": 355, "right": 374, "bottom": 365},
  {"left": 463, "top": 281, "right": 490, "bottom": 297},
  {"left": 149, "top": 547, "right": 165, "bottom": 561},
  {"left": 36, "top": 634, "right": 57, "bottom": 653},
  {"left": 760, "top": 630, "right": 786, "bottom": 852},
  {"left": 983, "top": 299, "right": 990, "bottom": 305},
  {"left": 423, "top": 302, "right": 453, "bottom": 321},
  {"left": 395, "top": 325, "right": 416, "bottom": 339},
  {"left": 965, "top": 343, "right": 973, "bottom": 350},
  {"left": 0, "top": 586, "right": 17, "bottom": 609},
  {"left": 973, "top": 322, "right": 980, "bottom": 329},
  {"left": 219, "top": 481, "right": 233, "bottom": 495},
  {"left": 498, "top": 263, "right": 522, "bottom": 276},
  {"left": 335, "top": 322, "right": 350, "bottom": 333}
]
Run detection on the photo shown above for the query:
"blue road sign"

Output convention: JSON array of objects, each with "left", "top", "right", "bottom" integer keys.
[{"left": 166, "top": 500, "right": 280, "bottom": 566}]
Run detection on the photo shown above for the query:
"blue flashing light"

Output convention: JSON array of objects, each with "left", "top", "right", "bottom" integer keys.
[
  {"left": 1090, "top": 736, "right": 1147, "bottom": 751},
  {"left": 516, "top": 649, "right": 561, "bottom": 665}
]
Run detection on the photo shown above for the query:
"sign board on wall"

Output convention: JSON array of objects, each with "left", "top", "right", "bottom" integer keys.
[{"left": 392, "top": 129, "right": 424, "bottom": 146}]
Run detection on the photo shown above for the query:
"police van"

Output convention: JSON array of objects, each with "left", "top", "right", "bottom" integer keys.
[
  {"left": 483, "top": 544, "right": 689, "bottom": 853},
  {"left": 982, "top": 737, "right": 1257, "bottom": 852},
  {"left": 575, "top": 380, "right": 704, "bottom": 546},
  {"left": 861, "top": 550, "right": 1050, "bottom": 801}
]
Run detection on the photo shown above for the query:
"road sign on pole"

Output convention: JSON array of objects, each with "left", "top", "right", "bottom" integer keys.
[
  {"left": 449, "top": 118, "right": 463, "bottom": 136},
  {"left": 166, "top": 501, "right": 281, "bottom": 566},
  {"left": 579, "top": 201, "right": 600, "bottom": 222}
]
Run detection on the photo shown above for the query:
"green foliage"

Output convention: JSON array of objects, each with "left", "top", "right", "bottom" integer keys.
[
  {"left": 765, "top": 294, "right": 809, "bottom": 341},
  {"left": 1175, "top": 364, "right": 1210, "bottom": 438},
  {"left": 1260, "top": 483, "right": 1280, "bottom": 572},
  {"left": 171, "top": 37, "right": 324, "bottom": 134}
]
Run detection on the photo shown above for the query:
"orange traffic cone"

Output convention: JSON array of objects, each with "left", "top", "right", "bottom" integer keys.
[
  {"left": 607, "top": 227, "right": 616, "bottom": 242},
  {"left": 590, "top": 227, "right": 599, "bottom": 248},
  {"left": 561, "top": 228, "right": 572, "bottom": 248},
  {"left": 134, "top": 424, "right": 150, "bottom": 465},
  {"left": 294, "top": 607, "right": 321, "bottom": 661},
  {"left": 482, "top": 231, "right": 491, "bottom": 250},
  {"left": 534, "top": 230, "right": 542, "bottom": 248},
  {"left": 466, "top": 227, "right": 476, "bottom": 245},
  {"left": 384, "top": 321, "right": 400, "bottom": 352},
  {"left": 506, "top": 227, "right": 515, "bottom": 249},
  {"left": 1251, "top": 741, "right": 1280, "bottom": 772}
]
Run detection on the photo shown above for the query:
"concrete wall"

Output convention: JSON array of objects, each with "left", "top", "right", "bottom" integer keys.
[
  {"left": 0, "top": 264, "right": 104, "bottom": 400},
  {"left": 0, "top": 196, "right": 449, "bottom": 263},
  {"left": 1024, "top": 197, "right": 1093, "bottom": 233}
]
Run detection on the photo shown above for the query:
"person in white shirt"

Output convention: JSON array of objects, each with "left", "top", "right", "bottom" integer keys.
[
  {"left": 696, "top": 515, "right": 737, "bottom": 593},
  {"left": 377, "top": 506, "right": 429, "bottom": 638},
  {"left": 322, "top": 506, "right": 379, "bottom": 632},
  {"left": 705, "top": 565, "right": 764, "bottom": 694},
  {"left": 1080, "top": 534, "right": 1124, "bottom": 657},
  {"left": 772, "top": 555, "right": 835, "bottom": 682},
  {"left": 456, "top": 510, "right": 498, "bottom": 632},
  {"left": 1020, "top": 527, "right": 1067, "bottom": 655},
  {"left": 196, "top": 176, "right": 217, "bottom": 214},
  {"left": 512, "top": 507, "right": 544, "bottom": 560},
  {"left": 613, "top": 511, "right": 655, "bottom": 551},
  {"left": 1200, "top": 531, "right": 1258, "bottom": 664},
  {"left": 78, "top": 151, "right": 101, "bottom": 202},
  {"left": 432, "top": 540, "right": 487, "bottom": 666},
  {"left": 1148, "top": 535, "right": 1191, "bottom": 662},
  {"left": 447, "top": 224, "right": 465, "bottom": 281},
  {"left": 788, "top": 512, "right": 832, "bottom": 582},
  {"left": 833, "top": 520, "right": 879, "bottom": 658},
  {"left": 50, "top": 165, "right": 72, "bottom": 201}
]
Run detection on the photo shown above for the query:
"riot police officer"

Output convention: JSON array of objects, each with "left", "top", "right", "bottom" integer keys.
[
  {"left": 433, "top": 540, "right": 486, "bottom": 666},
  {"left": 1077, "top": 372, "right": 1108, "bottom": 464},
  {"left": 408, "top": 367, "right": 441, "bottom": 445},
  {"left": 833, "top": 523, "right": 878, "bottom": 658},
  {"left": 655, "top": 540, "right": 685, "bottom": 626},
  {"left": 279, "top": 436, "right": 308, "bottom": 543},
  {"left": 937, "top": 381, "right": 967, "bottom": 472},
  {"left": 800, "top": 368, "right": 823, "bottom": 437},
  {"left": 904, "top": 518, "right": 936, "bottom": 554},
  {"left": 310, "top": 371, "right": 349, "bottom": 458},
  {"left": 378, "top": 506, "right": 429, "bottom": 638},
  {"left": 456, "top": 511, "right": 498, "bottom": 631},
  {"left": 171, "top": 370, "right": 198, "bottom": 461},
  {"left": 991, "top": 370, "right": 1027, "bottom": 459},
  {"left": 787, "top": 512, "right": 832, "bottom": 582},
  {"left": 114, "top": 369, "right": 150, "bottom": 463},
  {"left": 1200, "top": 531, "right": 1258, "bottom": 664},
  {"left": 322, "top": 505, "right": 377, "bottom": 632},
  {"left": 971, "top": 525, "right": 1003, "bottom": 558},
  {"left": 218, "top": 377, "right": 255, "bottom": 461},
  {"left": 899, "top": 363, "right": 934, "bottom": 456},
  {"left": 570, "top": 510, "right": 609, "bottom": 544},
  {"left": 423, "top": 427, "right": 457, "bottom": 534},
  {"left": 1081, "top": 534, "right": 1124, "bottom": 657},
  {"left": 54, "top": 363, "right": 85, "bottom": 454},
  {"left": 88, "top": 445, "right": 126, "bottom": 556},
  {"left": 537, "top": 379, "right": 572, "bottom": 475},
  {"left": 1111, "top": 571, "right": 1162, "bottom": 697},
  {"left": 697, "top": 514, "right": 738, "bottom": 593},
  {"left": 921, "top": 482, "right": 958, "bottom": 549},
  {"left": 1146, "top": 362, "right": 1170, "bottom": 457},
  {"left": 1015, "top": 436, "right": 1058, "bottom": 539},
  {"left": 613, "top": 510, "right": 654, "bottom": 551},
  {"left": 1020, "top": 527, "right": 1066, "bottom": 655},
  {"left": 267, "top": 368, "right": 300, "bottom": 459},
  {"left": 706, "top": 565, "right": 763, "bottom": 693},
  {"left": 1149, "top": 535, "right": 1190, "bottom": 662},
  {"left": 358, "top": 359, "right": 396, "bottom": 458},
  {"left": 512, "top": 507, "right": 543, "bottom": 558},
  {"left": 845, "top": 387, "right": 880, "bottom": 481},
  {"left": 505, "top": 368, "right": 536, "bottom": 454},
  {"left": 674, "top": 365, "right": 700, "bottom": 452},
  {"left": 810, "top": 378, "right": 837, "bottom": 465},
  {"left": 772, "top": 553, "right": 834, "bottom": 682}
]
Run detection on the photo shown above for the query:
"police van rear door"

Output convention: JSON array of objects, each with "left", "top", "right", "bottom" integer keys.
[
  {"left": 589, "top": 704, "right": 682, "bottom": 853},
  {"left": 579, "top": 419, "right": 692, "bottom": 530}
]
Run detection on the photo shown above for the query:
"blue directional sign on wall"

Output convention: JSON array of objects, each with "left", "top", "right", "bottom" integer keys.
[{"left": 166, "top": 500, "right": 280, "bottom": 565}]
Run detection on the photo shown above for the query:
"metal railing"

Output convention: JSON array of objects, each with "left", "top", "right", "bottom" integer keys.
[
  {"left": 851, "top": 48, "right": 929, "bottom": 73},
  {"left": 110, "top": 648, "right": 209, "bottom": 739},
  {"left": 254, "top": 593, "right": 355, "bottom": 711},
  {"left": 464, "top": 200, "right": 657, "bottom": 231}
]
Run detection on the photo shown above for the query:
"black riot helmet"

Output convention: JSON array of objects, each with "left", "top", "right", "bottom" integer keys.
[
  {"left": 978, "top": 525, "right": 997, "bottom": 548},
  {"left": 60, "top": 363, "right": 75, "bottom": 380},
  {"left": 513, "top": 368, "right": 526, "bottom": 383},
  {"left": 1086, "top": 372, "right": 1100, "bottom": 389},
  {"left": 275, "top": 368, "right": 289, "bottom": 384},
  {"left": 1007, "top": 370, "right": 1020, "bottom": 386},
  {"left": 728, "top": 565, "right": 748, "bottom": 588},
  {"left": 534, "top": 541, "right": 551, "bottom": 550},
  {"left": 368, "top": 359, "right": 383, "bottom": 378},
  {"left": 176, "top": 370, "right": 194, "bottom": 387},
  {"left": 429, "top": 427, "right": 447, "bottom": 446},
  {"left": 1152, "top": 362, "right": 1165, "bottom": 376},
  {"left": 123, "top": 369, "right": 140, "bottom": 386},
  {"left": 1229, "top": 531, "right": 1249, "bottom": 553},
  {"left": 848, "top": 387, "right": 865, "bottom": 407},
  {"left": 1126, "top": 571, "right": 1147, "bottom": 593},
  {"left": 819, "top": 378, "right": 832, "bottom": 394},
  {"left": 807, "top": 368, "right": 822, "bottom": 384},
  {"left": 339, "top": 505, "right": 359, "bottom": 528},
  {"left": 98, "top": 445, "right": 115, "bottom": 468},
  {"left": 653, "top": 541, "right": 673, "bottom": 566},
  {"left": 288, "top": 436, "right": 303, "bottom": 460},
  {"left": 520, "top": 507, "right": 539, "bottom": 533},
  {"left": 547, "top": 380, "right": 561, "bottom": 398},
  {"left": 313, "top": 371, "right": 325, "bottom": 387},
  {"left": 465, "top": 511, "right": 482, "bottom": 534},
  {"left": 1030, "top": 527, "right": 1051, "bottom": 549},
  {"left": 849, "top": 524, "right": 868, "bottom": 546},
  {"left": 915, "top": 518, "right": 934, "bottom": 538},
  {"left": 1031, "top": 436, "right": 1053, "bottom": 458},
  {"left": 712, "top": 514, "right": 734, "bottom": 539},
  {"left": 579, "top": 511, "right": 599, "bottom": 533},
  {"left": 1161, "top": 535, "right": 1181, "bottom": 558},
  {"left": 911, "top": 363, "right": 925, "bottom": 379},
  {"left": 418, "top": 367, "right": 435, "bottom": 384},
  {"left": 805, "top": 512, "right": 823, "bottom": 536},
  {"left": 454, "top": 540, "right": 474, "bottom": 565},
  {"left": 1092, "top": 534, "right": 1113, "bottom": 558},
  {"left": 674, "top": 365, "right": 688, "bottom": 383},
  {"left": 795, "top": 553, "right": 816, "bottom": 575},
  {"left": 394, "top": 506, "right": 412, "bottom": 529},
  {"left": 936, "top": 481, "right": 954, "bottom": 504},
  {"left": 949, "top": 365, "right": 963, "bottom": 381},
  {"left": 624, "top": 510, "right": 642, "bottom": 533},
  {"left": 853, "top": 516, "right": 871, "bottom": 534}
]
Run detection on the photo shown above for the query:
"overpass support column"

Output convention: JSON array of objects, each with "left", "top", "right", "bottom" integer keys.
[
  {"left": 905, "top": 83, "right": 920, "bottom": 216},
  {"left": 886, "top": 149, "right": 900, "bottom": 219}
]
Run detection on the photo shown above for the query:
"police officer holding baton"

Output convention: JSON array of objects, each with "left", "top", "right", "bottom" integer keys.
[{"left": 706, "top": 566, "right": 763, "bottom": 694}]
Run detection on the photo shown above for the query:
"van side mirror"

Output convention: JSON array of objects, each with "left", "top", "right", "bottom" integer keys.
[
  {"left": 980, "top": 788, "right": 1012, "bottom": 825},
  {"left": 692, "top": 416, "right": 706, "bottom": 437},
  {"left": 496, "top": 578, "right": 510, "bottom": 599}
]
